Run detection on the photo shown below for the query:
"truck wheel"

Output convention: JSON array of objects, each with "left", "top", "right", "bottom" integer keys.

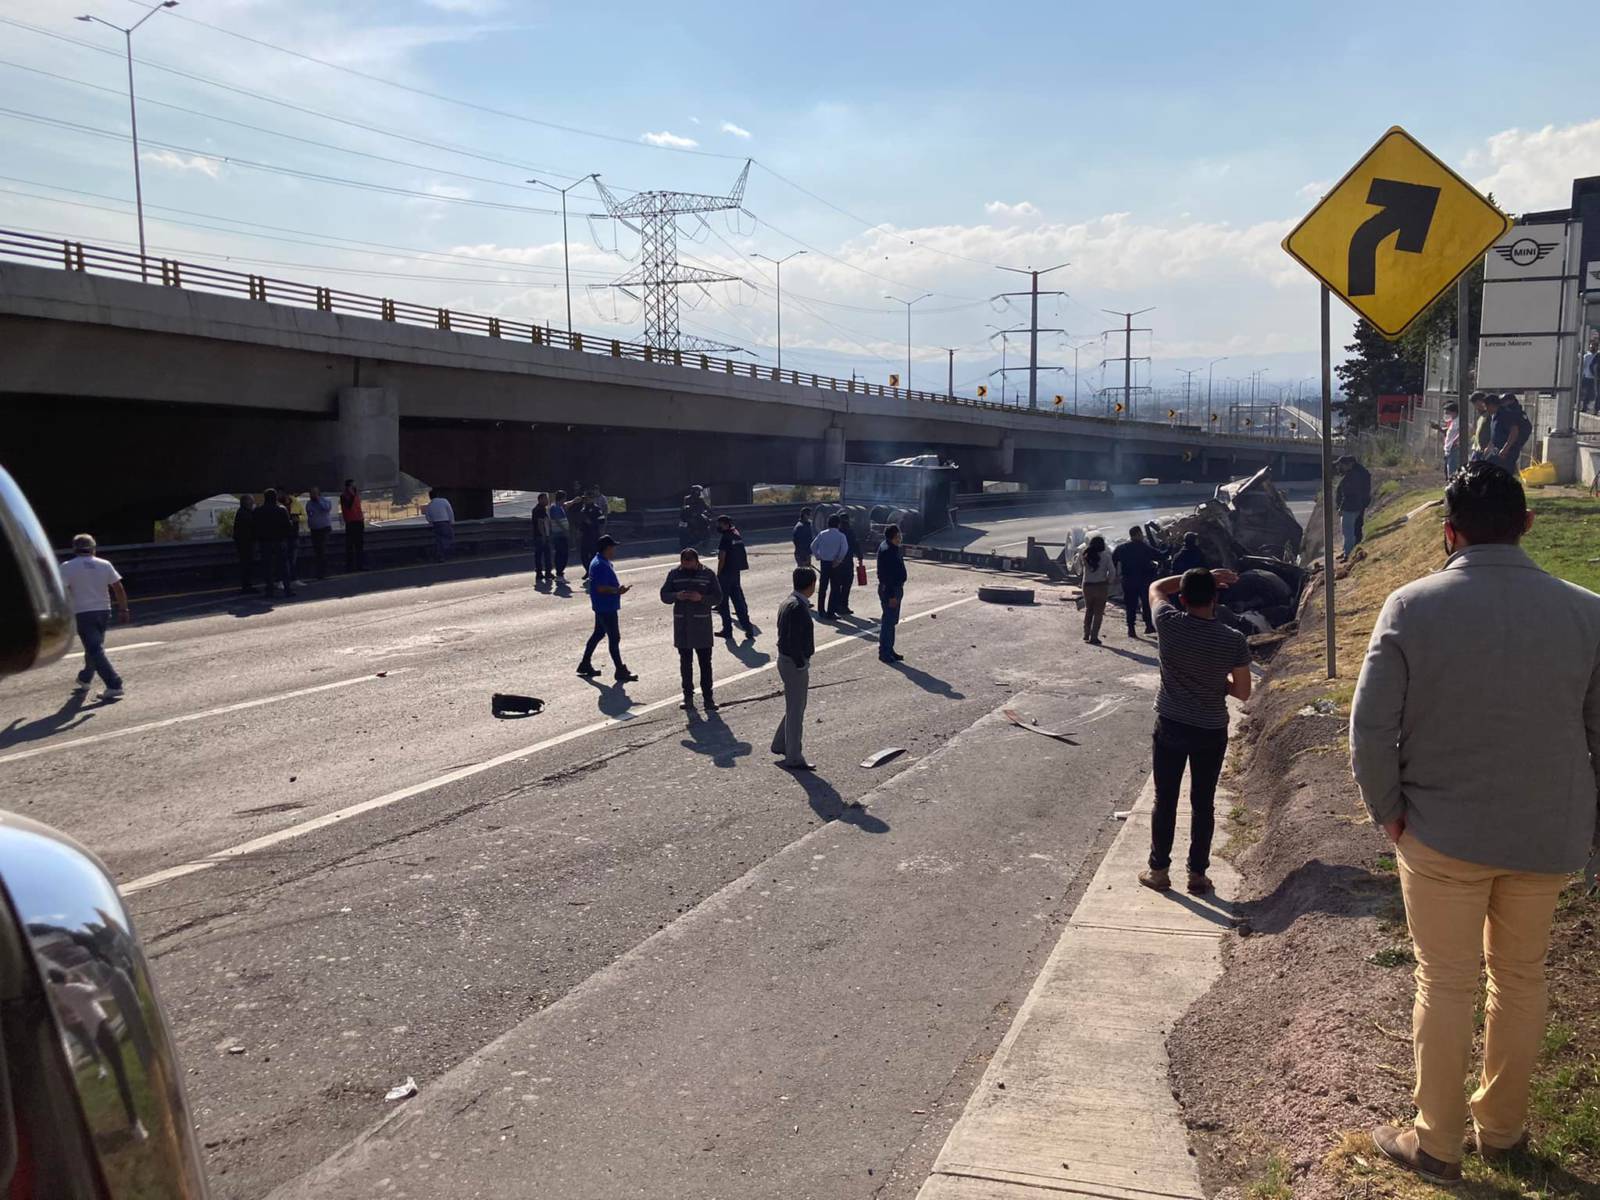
[{"left": 978, "top": 584, "right": 1035, "bottom": 605}]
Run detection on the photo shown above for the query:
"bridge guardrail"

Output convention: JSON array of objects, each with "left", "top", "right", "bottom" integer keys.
[{"left": 0, "top": 229, "right": 1312, "bottom": 448}]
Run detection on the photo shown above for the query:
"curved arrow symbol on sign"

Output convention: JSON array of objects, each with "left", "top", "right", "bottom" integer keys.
[{"left": 1347, "top": 178, "right": 1441, "bottom": 297}]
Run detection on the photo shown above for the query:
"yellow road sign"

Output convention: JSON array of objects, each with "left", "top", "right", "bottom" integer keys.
[
  {"left": 976, "top": 384, "right": 988, "bottom": 398},
  {"left": 1282, "top": 126, "right": 1509, "bottom": 338},
  {"left": 888, "top": 373, "right": 900, "bottom": 387}
]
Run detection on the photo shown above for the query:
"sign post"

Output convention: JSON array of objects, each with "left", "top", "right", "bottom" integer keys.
[{"left": 1283, "top": 126, "right": 1510, "bottom": 678}]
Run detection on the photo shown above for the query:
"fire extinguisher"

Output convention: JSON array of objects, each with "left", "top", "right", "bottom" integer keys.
[{"left": 856, "top": 560, "right": 868, "bottom": 587}]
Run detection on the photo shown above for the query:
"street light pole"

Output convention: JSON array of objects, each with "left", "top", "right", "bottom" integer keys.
[
  {"left": 1068, "top": 340, "right": 1096, "bottom": 414},
  {"left": 754, "top": 250, "right": 805, "bottom": 372},
  {"left": 527, "top": 172, "right": 599, "bottom": 338},
  {"left": 885, "top": 293, "right": 932, "bottom": 391},
  {"left": 1206, "top": 356, "right": 1228, "bottom": 432},
  {"left": 77, "top": 2, "right": 178, "bottom": 280}
]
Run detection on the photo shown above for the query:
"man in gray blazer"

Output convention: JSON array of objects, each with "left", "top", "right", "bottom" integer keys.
[{"left": 1351, "top": 463, "right": 1600, "bottom": 1185}]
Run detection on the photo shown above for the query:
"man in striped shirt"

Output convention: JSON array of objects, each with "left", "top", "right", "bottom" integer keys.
[{"left": 1139, "top": 567, "right": 1252, "bottom": 896}]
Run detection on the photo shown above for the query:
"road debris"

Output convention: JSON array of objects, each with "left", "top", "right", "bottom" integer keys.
[
  {"left": 1002, "top": 708, "right": 1078, "bottom": 745},
  {"left": 859, "top": 747, "right": 907, "bottom": 768},
  {"left": 492, "top": 692, "right": 545, "bottom": 718},
  {"left": 385, "top": 1076, "right": 418, "bottom": 1102},
  {"left": 1297, "top": 699, "right": 1338, "bottom": 717}
]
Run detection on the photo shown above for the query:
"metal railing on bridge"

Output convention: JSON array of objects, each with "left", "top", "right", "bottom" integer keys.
[{"left": 0, "top": 228, "right": 1311, "bottom": 446}]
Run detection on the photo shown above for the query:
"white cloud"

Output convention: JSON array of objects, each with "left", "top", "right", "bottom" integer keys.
[
  {"left": 984, "top": 200, "right": 1041, "bottom": 221},
  {"left": 1297, "top": 179, "right": 1330, "bottom": 200},
  {"left": 140, "top": 150, "right": 221, "bottom": 179},
  {"left": 720, "top": 121, "right": 752, "bottom": 139},
  {"left": 420, "top": 0, "right": 502, "bottom": 11},
  {"left": 1466, "top": 117, "right": 1600, "bottom": 212},
  {"left": 424, "top": 183, "right": 472, "bottom": 200},
  {"left": 640, "top": 130, "right": 700, "bottom": 149}
]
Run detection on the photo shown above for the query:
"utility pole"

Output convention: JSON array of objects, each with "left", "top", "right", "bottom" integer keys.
[
  {"left": 77, "top": 1, "right": 179, "bottom": 280},
  {"left": 995, "top": 263, "right": 1069, "bottom": 409},
  {"left": 1176, "top": 368, "right": 1202, "bottom": 425},
  {"left": 1101, "top": 307, "right": 1154, "bottom": 418},
  {"left": 528, "top": 172, "right": 600, "bottom": 337},
  {"left": 942, "top": 347, "right": 957, "bottom": 400},
  {"left": 1068, "top": 340, "right": 1096, "bottom": 414},
  {"left": 754, "top": 250, "right": 806, "bottom": 372},
  {"left": 885, "top": 293, "right": 932, "bottom": 390}
]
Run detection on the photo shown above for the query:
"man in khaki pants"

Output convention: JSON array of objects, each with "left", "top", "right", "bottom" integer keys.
[{"left": 1351, "top": 463, "right": 1600, "bottom": 1185}]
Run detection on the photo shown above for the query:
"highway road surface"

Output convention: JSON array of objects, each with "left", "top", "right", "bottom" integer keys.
[{"left": 0, "top": 495, "right": 1278, "bottom": 1198}]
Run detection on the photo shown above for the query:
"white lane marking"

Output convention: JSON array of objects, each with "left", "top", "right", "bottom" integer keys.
[
  {"left": 0, "top": 671, "right": 407, "bottom": 767},
  {"left": 992, "top": 539, "right": 1031, "bottom": 550},
  {"left": 121, "top": 596, "right": 978, "bottom": 894},
  {"left": 103, "top": 641, "right": 167, "bottom": 653}
]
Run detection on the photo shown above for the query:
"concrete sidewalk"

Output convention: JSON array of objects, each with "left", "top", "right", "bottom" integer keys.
[{"left": 917, "top": 771, "right": 1239, "bottom": 1200}]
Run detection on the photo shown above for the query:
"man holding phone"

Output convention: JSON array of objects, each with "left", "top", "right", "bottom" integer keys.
[{"left": 577, "top": 536, "right": 637, "bottom": 683}]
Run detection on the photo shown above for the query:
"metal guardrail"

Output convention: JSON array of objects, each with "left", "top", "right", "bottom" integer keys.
[{"left": 0, "top": 228, "right": 1311, "bottom": 447}]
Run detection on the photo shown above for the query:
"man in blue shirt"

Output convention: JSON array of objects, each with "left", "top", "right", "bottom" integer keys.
[{"left": 577, "top": 536, "right": 638, "bottom": 682}]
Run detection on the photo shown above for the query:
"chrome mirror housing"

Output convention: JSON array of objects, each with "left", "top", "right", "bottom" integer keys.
[
  {"left": 0, "top": 813, "right": 209, "bottom": 1198},
  {"left": 0, "top": 463, "right": 73, "bottom": 678}
]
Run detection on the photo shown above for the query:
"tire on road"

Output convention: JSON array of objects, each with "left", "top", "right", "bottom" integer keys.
[{"left": 978, "top": 584, "right": 1035, "bottom": 605}]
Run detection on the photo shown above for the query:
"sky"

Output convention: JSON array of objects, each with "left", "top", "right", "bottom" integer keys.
[{"left": 1, "top": 0, "right": 1597, "bottom": 416}]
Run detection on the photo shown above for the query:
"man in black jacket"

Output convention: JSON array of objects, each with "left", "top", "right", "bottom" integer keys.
[
  {"left": 253, "top": 488, "right": 295, "bottom": 599},
  {"left": 792, "top": 507, "right": 814, "bottom": 568},
  {"left": 715, "top": 515, "right": 753, "bottom": 637},
  {"left": 1112, "top": 526, "right": 1163, "bottom": 637},
  {"left": 660, "top": 548, "right": 722, "bottom": 709},
  {"left": 877, "top": 523, "right": 907, "bottom": 663},
  {"left": 771, "top": 567, "right": 817, "bottom": 770},
  {"left": 680, "top": 486, "right": 710, "bottom": 551},
  {"left": 1335, "top": 455, "right": 1373, "bottom": 558},
  {"left": 232, "top": 493, "right": 257, "bottom": 593},
  {"left": 832, "top": 511, "right": 864, "bottom": 616}
]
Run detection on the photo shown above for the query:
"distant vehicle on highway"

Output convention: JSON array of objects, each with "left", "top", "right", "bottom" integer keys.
[{"left": 886, "top": 454, "right": 943, "bottom": 468}]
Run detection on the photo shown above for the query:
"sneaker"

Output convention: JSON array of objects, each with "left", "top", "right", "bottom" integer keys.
[
  {"left": 98, "top": 686, "right": 124, "bottom": 701},
  {"left": 576, "top": 664, "right": 601, "bottom": 678},
  {"left": 71, "top": 680, "right": 91, "bottom": 694},
  {"left": 1372, "top": 1126, "right": 1462, "bottom": 1186},
  {"left": 1187, "top": 871, "right": 1213, "bottom": 895},
  {"left": 1138, "top": 867, "right": 1171, "bottom": 892},
  {"left": 614, "top": 669, "right": 639, "bottom": 683}
]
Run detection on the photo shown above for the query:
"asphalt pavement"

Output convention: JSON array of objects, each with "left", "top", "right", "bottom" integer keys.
[{"left": 0, "top": 499, "right": 1219, "bottom": 1198}]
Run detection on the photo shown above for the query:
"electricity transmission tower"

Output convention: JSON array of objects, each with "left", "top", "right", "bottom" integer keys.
[
  {"left": 1101, "top": 307, "right": 1154, "bottom": 418},
  {"left": 994, "top": 263, "right": 1069, "bottom": 409},
  {"left": 595, "top": 160, "right": 751, "bottom": 352}
]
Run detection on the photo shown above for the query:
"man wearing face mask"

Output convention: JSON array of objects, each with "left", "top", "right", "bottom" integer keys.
[{"left": 1350, "top": 463, "right": 1600, "bottom": 1185}]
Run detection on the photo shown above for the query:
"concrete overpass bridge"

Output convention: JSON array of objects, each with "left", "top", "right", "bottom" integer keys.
[{"left": 0, "top": 230, "right": 1322, "bottom": 542}]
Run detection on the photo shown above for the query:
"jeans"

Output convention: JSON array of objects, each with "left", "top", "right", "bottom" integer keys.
[
  {"left": 816, "top": 560, "right": 833, "bottom": 613},
  {"left": 827, "top": 560, "right": 854, "bottom": 616},
  {"left": 1397, "top": 832, "right": 1568, "bottom": 1163},
  {"left": 1122, "top": 580, "right": 1153, "bottom": 634},
  {"left": 878, "top": 590, "right": 901, "bottom": 658},
  {"left": 552, "top": 535, "right": 570, "bottom": 575},
  {"left": 259, "top": 540, "right": 293, "bottom": 595},
  {"left": 1082, "top": 581, "right": 1110, "bottom": 641},
  {"left": 582, "top": 611, "right": 624, "bottom": 673},
  {"left": 284, "top": 534, "right": 299, "bottom": 583},
  {"left": 1444, "top": 444, "right": 1461, "bottom": 479},
  {"left": 717, "top": 572, "right": 750, "bottom": 631},
  {"left": 533, "top": 538, "right": 553, "bottom": 576},
  {"left": 1149, "top": 717, "right": 1228, "bottom": 873},
  {"left": 309, "top": 527, "right": 329, "bottom": 579},
  {"left": 1342, "top": 509, "right": 1363, "bottom": 557},
  {"left": 678, "top": 645, "right": 714, "bottom": 698},
  {"left": 344, "top": 521, "right": 364, "bottom": 571},
  {"left": 432, "top": 522, "right": 454, "bottom": 561},
  {"left": 771, "top": 657, "right": 809, "bottom": 765},
  {"left": 75, "top": 611, "right": 121, "bottom": 689}
]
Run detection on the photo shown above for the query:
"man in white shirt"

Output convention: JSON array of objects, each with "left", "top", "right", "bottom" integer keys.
[
  {"left": 809, "top": 514, "right": 850, "bottom": 619},
  {"left": 59, "top": 533, "right": 130, "bottom": 699},
  {"left": 422, "top": 489, "right": 455, "bottom": 561}
]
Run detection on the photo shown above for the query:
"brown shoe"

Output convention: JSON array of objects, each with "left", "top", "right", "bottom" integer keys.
[
  {"left": 1475, "top": 1132, "right": 1530, "bottom": 1162},
  {"left": 1187, "top": 871, "right": 1213, "bottom": 895},
  {"left": 1138, "top": 868, "right": 1171, "bottom": 892},
  {"left": 1372, "top": 1126, "right": 1462, "bottom": 1186}
]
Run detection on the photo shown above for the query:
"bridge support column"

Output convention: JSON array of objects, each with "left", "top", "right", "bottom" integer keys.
[
  {"left": 998, "top": 435, "right": 1016, "bottom": 477},
  {"left": 437, "top": 487, "right": 493, "bottom": 520},
  {"left": 823, "top": 424, "right": 845, "bottom": 481},
  {"left": 338, "top": 386, "right": 399, "bottom": 490}
]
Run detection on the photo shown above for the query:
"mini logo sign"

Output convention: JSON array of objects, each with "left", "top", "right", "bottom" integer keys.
[{"left": 1493, "top": 237, "right": 1559, "bottom": 267}]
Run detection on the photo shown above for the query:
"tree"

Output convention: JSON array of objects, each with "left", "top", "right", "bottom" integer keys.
[{"left": 1334, "top": 319, "right": 1424, "bottom": 432}]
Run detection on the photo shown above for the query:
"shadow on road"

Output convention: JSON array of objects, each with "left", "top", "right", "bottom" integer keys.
[
  {"left": 1152, "top": 887, "right": 1239, "bottom": 930},
  {"left": 0, "top": 691, "right": 99, "bottom": 749},
  {"left": 680, "top": 709, "right": 751, "bottom": 768},
  {"left": 888, "top": 660, "right": 966, "bottom": 699},
  {"left": 1099, "top": 643, "right": 1160, "bottom": 668},
  {"left": 583, "top": 678, "right": 637, "bottom": 717},
  {"left": 788, "top": 770, "right": 890, "bottom": 833},
  {"left": 722, "top": 634, "right": 771, "bottom": 669}
]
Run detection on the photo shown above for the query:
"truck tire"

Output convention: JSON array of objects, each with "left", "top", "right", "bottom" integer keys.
[{"left": 978, "top": 584, "right": 1035, "bottom": 605}]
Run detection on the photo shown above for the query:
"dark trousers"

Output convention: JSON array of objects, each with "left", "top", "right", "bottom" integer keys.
[
  {"left": 1122, "top": 579, "right": 1153, "bottom": 634},
  {"left": 259, "top": 540, "right": 293, "bottom": 595},
  {"left": 794, "top": 549, "right": 811, "bottom": 568},
  {"left": 580, "top": 534, "right": 599, "bottom": 575},
  {"left": 879, "top": 591, "right": 901, "bottom": 658},
  {"left": 235, "top": 541, "right": 255, "bottom": 590},
  {"left": 344, "top": 521, "right": 365, "bottom": 571},
  {"left": 533, "top": 539, "right": 553, "bottom": 576},
  {"left": 1149, "top": 717, "right": 1228, "bottom": 874},
  {"left": 827, "top": 560, "right": 854, "bottom": 616},
  {"left": 284, "top": 534, "right": 299, "bottom": 582},
  {"left": 582, "top": 611, "right": 624, "bottom": 672},
  {"left": 678, "top": 646, "right": 713, "bottom": 697},
  {"left": 553, "top": 535, "right": 570, "bottom": 575},
  {"left": 717, "top": 572, "right": 750, "bottom": 631},
  {"left": 309, "top": 527, "right": 329, "bottom": 579},
  {"left": 816, "top": 560, "right": 833, "bottom": 613}
]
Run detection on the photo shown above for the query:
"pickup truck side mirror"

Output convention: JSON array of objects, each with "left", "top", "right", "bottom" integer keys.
[{"left": 0, "top": 465, "right": 211, "bottom": 1197}]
